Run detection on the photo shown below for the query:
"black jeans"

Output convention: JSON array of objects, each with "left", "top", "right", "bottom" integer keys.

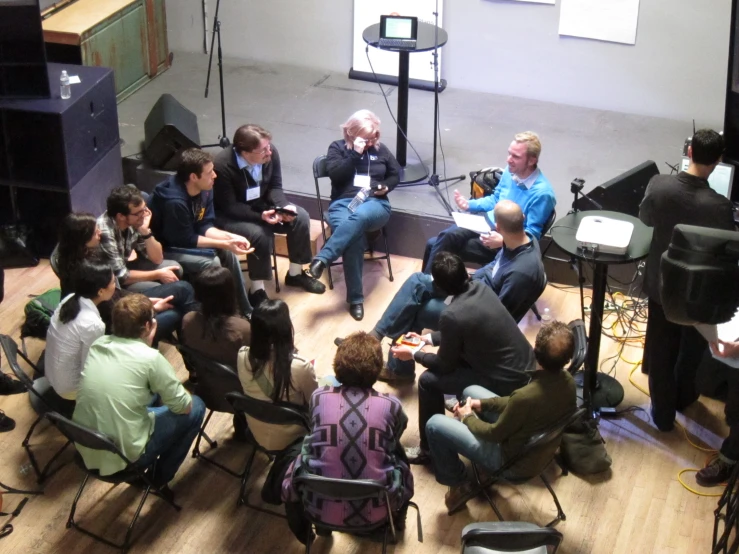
[
  {"left": 643, "top": 298, "right": 704, "bottom": 429},
  {"left": 219, "top": 206, "right": 312, "bottom": 281}
]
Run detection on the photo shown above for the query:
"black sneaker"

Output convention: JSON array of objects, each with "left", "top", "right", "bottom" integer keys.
[
  {"left": 696, "top": 456, "right": 735, "bottom": 487},
  {"left": 0, "top": 374, "right": 25, "bottom": 396},
  {"left": 284, "top": 271, "right": 326, "bottom": 294},
  {"left": 0, "top": 410, "right": 16, "bottom": 433},
  {"left": 248, "top": 288, "right": 269, "bottom": 309}
]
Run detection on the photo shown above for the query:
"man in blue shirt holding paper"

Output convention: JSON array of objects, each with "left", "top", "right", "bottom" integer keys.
[{"left": 422, "top": 131, "right": 556, "bottom": 273}]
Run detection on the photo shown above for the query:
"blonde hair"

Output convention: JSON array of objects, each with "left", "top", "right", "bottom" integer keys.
[
  {"left": 514, "top": 131, "right": 541, "bottom": 160},
  {"left": 341, "top": 110, "right": 381, "bottom": 145}
]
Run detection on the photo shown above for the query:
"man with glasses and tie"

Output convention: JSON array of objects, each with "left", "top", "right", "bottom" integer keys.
[
  {"left": 422, "top": 131, "right": 556, "bottom": 273},
  {"left": 213, "top": 124, "right": 325, "bottom": 308}
]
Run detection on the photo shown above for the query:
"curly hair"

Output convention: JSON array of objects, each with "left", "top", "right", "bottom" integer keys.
[
  {"left": 333, "top": 331, "right": 383, "bottom": 388},
  {"left": 534, "top": 321, "right": 574, "bottom": 372}
]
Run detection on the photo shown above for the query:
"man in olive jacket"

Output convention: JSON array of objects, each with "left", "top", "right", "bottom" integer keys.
[{"left": 426, "top": 321, "right": 577, "bottom": 513}]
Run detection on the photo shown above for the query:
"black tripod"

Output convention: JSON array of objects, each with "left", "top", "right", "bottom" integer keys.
[
  {"left": 396, "top": 1, "right": 464, "bottom": 215},
  {"left": 202, "top": 0, "right": 230, "bottom": 149}
]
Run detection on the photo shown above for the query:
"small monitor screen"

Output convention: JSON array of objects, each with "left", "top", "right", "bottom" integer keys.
[
  {"left": 384, "top": 17, "right": 414, "bottom": 39},
  {"left": 679, "top": 157, "right": 734, "bottom": 199}
]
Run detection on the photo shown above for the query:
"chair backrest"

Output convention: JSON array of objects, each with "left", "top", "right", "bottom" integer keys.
[
  {"left": 461, "top": 521, "right": 563, "bottom": 553},
  {"left": 226, "top": 391, "right": 310, "bottom": 430},
  {"left": 294, "top": 473, "right": 387, "bottom": 502},
  {"left": 312, "top": 155, "right": 330, "bottom": 225},
  {"left": 497, "top": 407, "right": 587, "bottom": 477},
  {"left": 45, "top": 411, "right": 133, "bottom": 466},
  {"left": 0, "top": 334, "right": 38, "bottom": 392},
  {"left": 178, "top": 345, "right": 241, "bottom": 414},
  {"left": 541, "top": 208, "right": 557, "bottom": 238},
  {"left": 566, "top": 319, "right": 587, "bottom": 375}
]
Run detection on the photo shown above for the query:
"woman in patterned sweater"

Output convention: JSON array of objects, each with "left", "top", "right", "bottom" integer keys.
[{"left": 281, "top": 332, "right": 414, "bottom": 544}]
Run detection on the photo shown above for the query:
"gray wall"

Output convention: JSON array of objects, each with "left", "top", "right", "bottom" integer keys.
[{"left": 165, "top": 0, "right": 731, "bottom": 124}]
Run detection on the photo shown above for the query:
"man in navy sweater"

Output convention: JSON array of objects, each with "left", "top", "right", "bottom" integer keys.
[{"left": 149, "top": 148, "right": 254, "bottom": 318}]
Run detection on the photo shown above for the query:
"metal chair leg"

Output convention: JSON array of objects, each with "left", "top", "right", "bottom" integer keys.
[
  {"left": 382, "top": 227, "right": 394, "bottom": 282},
  {"left": 122, "top": 485, "right": 153, "bottom": 551},
  {"left": 272, "top": 239, "right": 280, "bottom": 293},
  {"left": 541, "top": 474, "right": 566, "bottom": 527},
  {"left": 38, "top": 440, "right": 72, "bottom": 483},
  {"left": 472, "top": 463, "right": 505, "bottom": 521},
  {"left": 531, "top": 303, "right": 542, "bottom": 321},
  {"left": 67, "top": 472, "right": 90, "bottom": 529},
  {"left": 192, "top": 410, "right": 217, "bottom": 458}
]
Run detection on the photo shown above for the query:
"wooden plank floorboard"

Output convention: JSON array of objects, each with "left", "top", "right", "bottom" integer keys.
[{"left": 0, "top": 256, "right": 727, "bottom": 553}]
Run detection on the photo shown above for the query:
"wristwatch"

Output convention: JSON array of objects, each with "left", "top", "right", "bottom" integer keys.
[{"left": 139, "top": 231, "right": 153, "bottom": 239}]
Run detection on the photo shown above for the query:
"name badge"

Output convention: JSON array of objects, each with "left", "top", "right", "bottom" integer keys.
[
  {"left": 354, "top": 175, "right": 371, "bottom": 188},
  {"left": 246, "top": 185, "right": 260, "bottom": 201}
]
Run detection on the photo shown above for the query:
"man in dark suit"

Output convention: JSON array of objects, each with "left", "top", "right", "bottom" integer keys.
[{"left": 213, "top": 124, "right": 324, "bottom": 307}]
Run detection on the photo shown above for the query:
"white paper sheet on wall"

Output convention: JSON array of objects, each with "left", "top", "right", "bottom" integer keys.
[
  {"left": 513, "top": 0, "right": 555, "bottom": 4},
  {"left": 559, "top": 0, "right": 641, "bottom": 45}
]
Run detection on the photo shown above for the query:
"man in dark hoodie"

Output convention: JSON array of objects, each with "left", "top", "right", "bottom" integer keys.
[{"left": 149, "top": 148, "right": 254, "bottom": 318}]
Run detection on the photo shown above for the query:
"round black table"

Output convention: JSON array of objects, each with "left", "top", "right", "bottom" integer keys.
[
  {"left": 363, "top": 22, "right": 448, "bottom": 184},
  {"left": 551, "top": 210, "right": 652, "bottom": 411}
]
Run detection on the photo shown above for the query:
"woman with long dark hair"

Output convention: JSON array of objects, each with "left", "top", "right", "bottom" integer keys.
[
  {"left": 52, "top": 213, "right": 103, "bottom": 296},
  {"left": 181, "top": 266, "right": 251, "bottom": 366},
  {"left": 237, "top": 299, "right": 317, "bottom": 451},
  {"left": 46, "top": 262, "right": 115, "bottom": 401}
]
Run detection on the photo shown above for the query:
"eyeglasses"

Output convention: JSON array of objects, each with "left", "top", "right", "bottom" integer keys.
[
  {"left": 254, "top": 143, "right": 272, "bottom": 155},
  {"left": 129, "top": 208, "right": 147, "bottom": 218}
]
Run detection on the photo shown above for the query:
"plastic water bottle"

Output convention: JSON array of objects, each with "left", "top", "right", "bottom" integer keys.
[
  {"left": 541, "top": 308, "right": 552, "bottom": 322},
  {"left": 348, "top": 186, "right": 371, "bottom": 213},
  {"left": 60, "top": 70, "right": 71, "bottom": 99}
]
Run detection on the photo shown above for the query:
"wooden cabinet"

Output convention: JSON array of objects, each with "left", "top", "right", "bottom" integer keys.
[{"left": 42, "top": 0, "right": 170, "bottom": 103}]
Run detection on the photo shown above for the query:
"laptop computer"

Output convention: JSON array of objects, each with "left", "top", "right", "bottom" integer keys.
[
  {"left": 679, "top": 156, "right": 735, "bottom": 199},
  {"left": 378, "top": 15, "right": 418, "bottom": 50}
]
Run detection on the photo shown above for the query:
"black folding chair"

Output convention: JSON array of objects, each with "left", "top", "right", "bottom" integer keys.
[
  {"left": 567, "top": 319, "right": 587, "bottom": 376},
  {"left": 0, "top": 334, "right": 73, "bottom": 483},
  {"left": 312, "top": 155, "right": 394, "bottom": 290},
  {"left": 178, "top": 345, "right": 244, "bottom": 476},
  {"left": 239, "top": 238, "right": 281, "bottom": 292},
  {"left": 293, "top": 473, "right": 422, "bottom": 554},
  {"left": 462, "top": 407, "right": 587, "bottom": 527},
  {"left": 226, "top": 391, "right": 310, "bottom": 516},
  {"left": 461, "top": 521, "right": 563, "bottom": 554},
  {"left": 45, "top": 411, "right": 181, "bottom": 552},
  {"left": 530, "top": 207, "right": 556, "bottom": 321}
]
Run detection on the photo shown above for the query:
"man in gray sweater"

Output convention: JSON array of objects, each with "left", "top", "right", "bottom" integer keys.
[{"left": 391, "top": 252, "right": 534, "bottom": 464}]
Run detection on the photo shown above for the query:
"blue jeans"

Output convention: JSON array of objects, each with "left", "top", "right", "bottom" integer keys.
[
  {"left": 316, "top": 197, "right": 391, "bottom": 304},
  {"left": 133, "top": 395, "right": 206, "bottom": 486},
  {"left": 426, "top": 385, "right": 504, "bottom": 486},
  {"left": 423, "top": 225, "right": 498, "bottom": 274},
  {"left": 143, "top": 281, "right": 198, "bottom": 344},
  {"left": 165, "top": 248, "right": 252, "bottom": 317}
]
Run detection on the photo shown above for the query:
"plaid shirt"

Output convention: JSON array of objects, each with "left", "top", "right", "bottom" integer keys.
[{"left": 96, "top": 213, "right": 149, "bottom": 284}]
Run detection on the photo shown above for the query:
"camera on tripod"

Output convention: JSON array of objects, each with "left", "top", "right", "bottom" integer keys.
[{"left": 571, "top": 178, "right": 585, "bottom": 194}]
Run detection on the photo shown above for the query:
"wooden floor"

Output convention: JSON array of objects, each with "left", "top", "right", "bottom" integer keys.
[{"left": 0, "top": 255, "right": 729, "bottom": 554}]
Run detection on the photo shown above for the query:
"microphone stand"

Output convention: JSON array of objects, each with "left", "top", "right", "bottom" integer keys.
[
  {"left": 202, "top": 0, "right": 230, "bottom": 149},
  {"left": 395, "top": 0, "right": 464, "bottom": 215}
]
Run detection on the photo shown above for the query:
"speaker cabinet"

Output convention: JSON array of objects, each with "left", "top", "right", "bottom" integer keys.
[
  {"left": 144, "top": 94, "right": 201, "bottom": 170},
  {"left": 723, "top": 0, "right": 739, "bottom": 200}
]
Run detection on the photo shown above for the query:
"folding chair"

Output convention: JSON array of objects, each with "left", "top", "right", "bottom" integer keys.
[
  {"left": 239, "top": 237, "right": 281, "bottom": 292},
  {"left": 178, "top": 345, "right": 244, "bottom": 476},
  {"left": 461, "top": 521, "right": 563, "bottom": 554},
  {"left": 0, "top": 334, "right": 73, "bottom": 483},
  {"left": 226, "top": 391, "right": 310, "bottom": 516},
  {"left": 461, "top": 407, "right": 587, "bottom": 528},
  {"left": 46, "top": 411, "right": 181, "bottom": 552},
  {"left": 312, "top": 155, "right": 394, "bottom": 290},
  {"left": 567, "top": 319, "right": 587, "bottom": 375},
  {"left": 293, "top": 473, "right": 422, "bottom": 554}
]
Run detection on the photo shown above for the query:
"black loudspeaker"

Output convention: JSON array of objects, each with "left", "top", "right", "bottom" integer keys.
[
  {"left": 144, "top": 94, "right": 201, "bottom": 170},
  {"left": 573, "top": 160, "right": 659, "bottom": 217}
]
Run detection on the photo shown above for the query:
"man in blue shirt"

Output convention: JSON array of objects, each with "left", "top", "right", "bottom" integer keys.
[{"left": 422, "top": 131, "right": 556, "bottom": 273}]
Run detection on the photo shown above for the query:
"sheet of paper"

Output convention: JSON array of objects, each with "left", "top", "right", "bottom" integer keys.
[
  {"left": 513, "top": 0, "right": 554, "bottom": 4},
  {"left": 452, "top": 212, "right": 491, "bottom": 234},
  {"left": 559, "top": 0, "right": 641, "bottom": 45},
  {"left": 68, "top": 75, "right": 81, "bottom": 84},
  {"left": 697, "top": 309, "right": 739, "bottom": 368}
]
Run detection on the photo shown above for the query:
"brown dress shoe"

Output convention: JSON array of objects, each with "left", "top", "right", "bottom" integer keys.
[
  {"left": 445, "top": 480, "right": 479, "bottom": 514},
  {"left": 377, "top": 366, "right": 415, "bottom": 385}
]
